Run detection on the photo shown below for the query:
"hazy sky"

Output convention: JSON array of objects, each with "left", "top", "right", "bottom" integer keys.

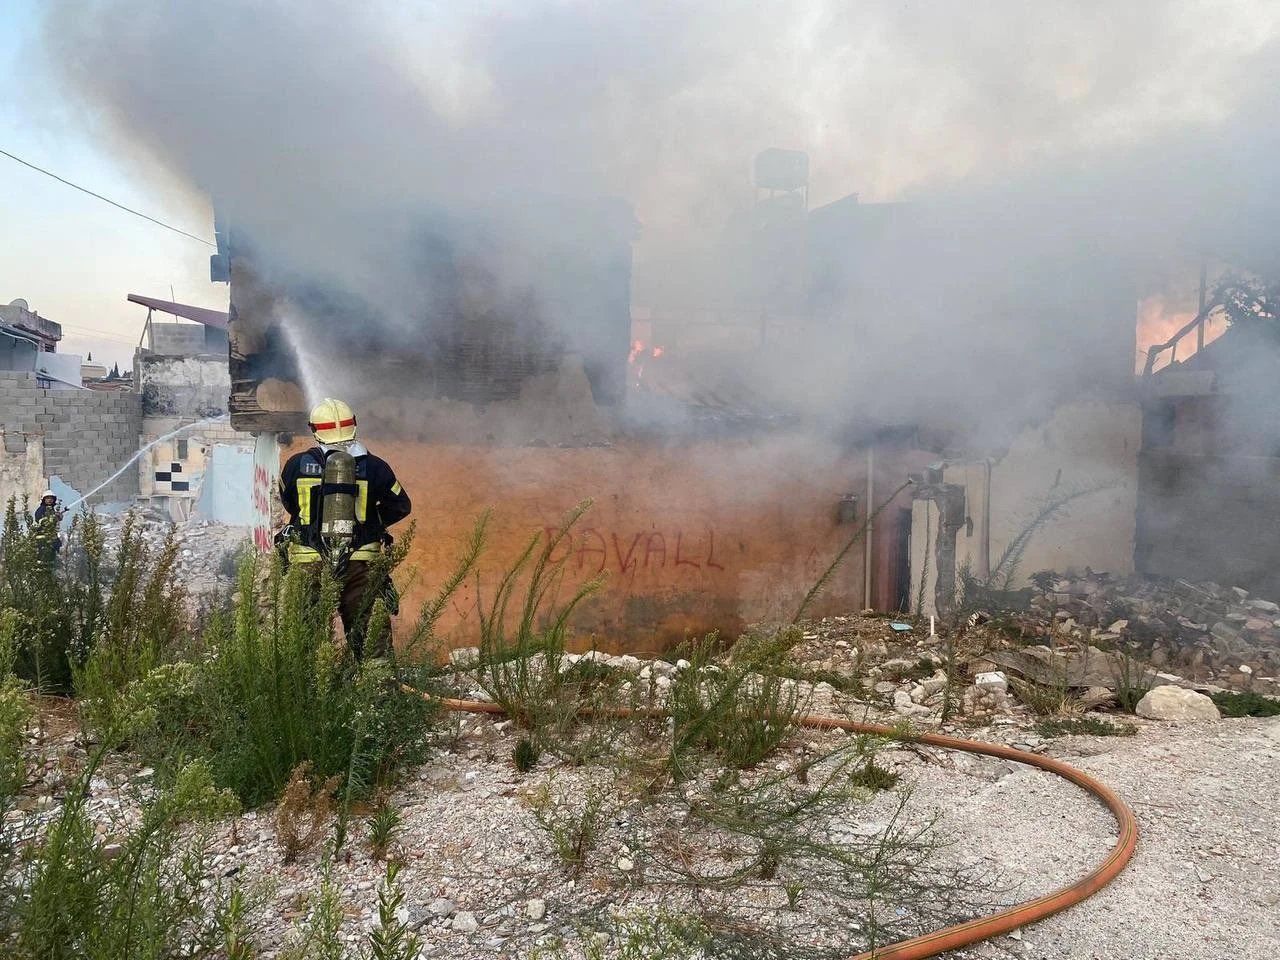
[
  {"left": 4, "top": 0, "right": 1280, "bottom": 377},
  {"left": 1, "top": 0, "right": 224, "bottom": 372}
]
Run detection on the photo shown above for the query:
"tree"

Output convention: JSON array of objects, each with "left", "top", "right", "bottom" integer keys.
[
  {"left": 107, "top": 363, "right": 121, "bottom": 381},
  {"left": 1216, "top": 272, "right": 1280, "bottom": 336}
]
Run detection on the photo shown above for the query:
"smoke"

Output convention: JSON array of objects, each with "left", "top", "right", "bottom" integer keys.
[{"left": 36, "top": 0, "right": 1280, "bottom": 445}]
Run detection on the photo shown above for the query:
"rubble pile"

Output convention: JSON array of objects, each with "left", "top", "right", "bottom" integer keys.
[
  {"left": 92, "top": 512, "right": 252, "bottom": 596},
  {"left": 1027, "top": 572, "right": 1280, "bottom": 682}
]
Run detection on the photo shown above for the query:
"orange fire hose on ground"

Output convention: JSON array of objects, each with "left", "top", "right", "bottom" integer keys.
[{"left": 416, "top": 693, "right": 1139, "bottom": 960}]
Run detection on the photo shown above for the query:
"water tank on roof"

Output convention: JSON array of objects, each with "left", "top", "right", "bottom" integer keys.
[
  {"left": 754, "top": 149, "right": 809, "bottom": 192},
  {"left": 8, "top": 299, "right": 29, "bottom": 310}
]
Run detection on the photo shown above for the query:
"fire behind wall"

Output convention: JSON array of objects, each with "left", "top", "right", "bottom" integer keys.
[{"left": 226, "top": 213, "right": 932, "bottom": 648}]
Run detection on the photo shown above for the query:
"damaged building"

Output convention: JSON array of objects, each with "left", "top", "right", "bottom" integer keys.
[
  {"left": 220, "top": 189, "right": 941, "bottom": 649},
  {"left": 130, "top": 294, "right": 257, "bottom": 524},
  {"left": 220, "top": 149, "right": 1155, "bottom": 649}
]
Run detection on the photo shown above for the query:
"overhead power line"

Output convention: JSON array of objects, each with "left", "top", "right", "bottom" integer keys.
[{"left": 0, "top": 146, "right": 215, "bottom": 247}]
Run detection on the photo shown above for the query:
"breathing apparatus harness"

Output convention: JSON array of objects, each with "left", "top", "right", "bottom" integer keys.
[{"left": 276, "top": 446, "right": 361, "bottom": 576}]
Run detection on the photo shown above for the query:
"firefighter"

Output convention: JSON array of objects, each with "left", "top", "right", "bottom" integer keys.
[
  {"left": 32, "top": 490, "right": 64, "bottom": 563},
  {"left": 277, "top": 398, "right": 411, "bottom": 660}
]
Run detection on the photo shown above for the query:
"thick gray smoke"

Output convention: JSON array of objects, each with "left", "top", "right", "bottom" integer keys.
[{"left": 38, "top": 0, "right": 1280, "bottom": 445}]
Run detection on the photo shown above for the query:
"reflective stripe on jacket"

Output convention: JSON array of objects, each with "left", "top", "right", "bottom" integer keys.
[{"left": 279, "top": 447, "right": 411, "bottom": 564}]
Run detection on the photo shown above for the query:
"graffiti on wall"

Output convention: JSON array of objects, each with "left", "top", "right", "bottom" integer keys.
[
  {"left": 251, "top": 433, "right": 279, "bottom": 552},
  {"left": 545, "top": 527, "right": 728, "bottom": 576}
]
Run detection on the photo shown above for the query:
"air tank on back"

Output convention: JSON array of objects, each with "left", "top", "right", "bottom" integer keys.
[{"left": 319, "top": 449, "right": 357, "bottom": 556}]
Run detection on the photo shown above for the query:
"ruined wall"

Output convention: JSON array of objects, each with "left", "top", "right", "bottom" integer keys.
[
  {"left": 1139, "top": 450, "right": 1280, "bottom": 595},
  {"left": 139, "top": 416, "right": 255, "bottom": 522},
  {"left": 910, "top": 399, "right": 1142, "bottom": 616},
  {"left": 137, "top": 354, "right": 232, "bottom": 418},
  {"left": 302, "top": 432, "right": 922, "bottom": 653},
  {"left": 0, "top": 371, "right": 141, "bottom": 504},
  {"left": 1138, "top": 387, "right": 1280, "bottom": 596},
  {"left": 0, "top": 433, "right": 44, "bottom": 508}
]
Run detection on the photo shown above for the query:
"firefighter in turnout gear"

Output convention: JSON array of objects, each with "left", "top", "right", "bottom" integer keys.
[
  {"left": 278, "top": 398, "right": 411, "bottom": 660},
  {"left": 32, "top": 490, "right": 64, "bottom": 564}
]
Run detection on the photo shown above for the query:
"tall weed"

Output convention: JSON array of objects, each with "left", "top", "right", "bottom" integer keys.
[
  {"left": 0, "top": 500, "right": 102, "bottom": 691},
  {"left": 669, "top": 636, "right": 804, "bottom": 770},
  {"left": 475, "top": 502, "right": 605, "bottom": 733},
  {"left": 5, "top": 755, "right": 241, "bottom": 960}
]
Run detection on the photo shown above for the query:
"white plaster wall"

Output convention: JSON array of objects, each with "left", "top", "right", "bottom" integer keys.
[
  {"left": 910, "top": 399, "right": 1141, "bottom": 616},
  {"left": 0, "top": 435, "right": 45, "bottom": 510},
  {"left": 982, "top": 400, "right": 1140, "bottom": 582}
]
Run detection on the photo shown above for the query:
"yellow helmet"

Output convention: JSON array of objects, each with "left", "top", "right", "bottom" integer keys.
[{"left": 308, "top": 397, "right": 357, "bottom": 444}]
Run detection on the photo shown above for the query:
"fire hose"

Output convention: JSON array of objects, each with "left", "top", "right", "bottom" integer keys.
[{"left": 411, "top": 692, "right": 1139, "bottom": 960}]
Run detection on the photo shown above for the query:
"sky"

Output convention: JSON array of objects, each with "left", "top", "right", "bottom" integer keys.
[
  {"left": 0, "top": 0, "right": 225, "bottom": 372},
  {"left": 4, "top": 0, "right": 1280, "bottom": 382}
]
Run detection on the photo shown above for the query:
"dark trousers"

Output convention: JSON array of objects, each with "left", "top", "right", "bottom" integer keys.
[{"left": 338, "top": 560, "right": 390, "bottom": 661}]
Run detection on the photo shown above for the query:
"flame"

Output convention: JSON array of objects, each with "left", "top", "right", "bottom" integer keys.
[
  {"left": 1136, "top": 295, "right": 1227, "bottom": 372},
  {"left": 628, "top": 337, "right": 667, "bottom": 384}
]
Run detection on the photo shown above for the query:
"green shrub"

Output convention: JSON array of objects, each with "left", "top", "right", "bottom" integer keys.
[
  {"left": 1110, "top": 650, "right": 1157, "bottom": 714},
  {"left": 362, "top": 863, "right": 422, "bottom": 960},
  {"left": 1035, "top": 715, "right": 1137, "bottom": 737},
  {"left": 366, "top": 798, "right": 402, "bottom": 861},
  {"left": 528, "top": 778, "right": 610, "bottom": 876},
  {"left": 849, "top": 758, "right": 901, "bottom": 791},
  {"left": 279, "top": 864, "right": 346, "bottom": 960},
  {"left": 1211, "top": 690, "right": 1280, "bottom": 717},
  {"left": 4, "top": 755, "right": 241, "bottom": 959},
  {"left": 513, "top": 737, "right": 541, "bottom": 772},
  {"left": 0, "top": 671, "right": 32, "bottom": 802},
  {"left": 669, "top": 638, "right": 803, "bottom": 770},
  {"left": 187, "top": 556, "right": 441, "bottom": 806},
  {"left": 0, "top": 500, "right": 100, "bottom": 691},
  {"left": 0, "top": 502, "right": 188, "bottom": 698}
]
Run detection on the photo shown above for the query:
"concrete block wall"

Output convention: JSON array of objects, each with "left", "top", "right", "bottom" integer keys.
[{"left": 0, "top": 371, "right": 142, "bottom": 504}]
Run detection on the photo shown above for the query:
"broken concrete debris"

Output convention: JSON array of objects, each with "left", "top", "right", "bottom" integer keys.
[
  {"left": 92, "top": 511, "right": 249, "bottom": 595},
  {"left": 1026, "top": 572, "right": 1280, "bottom": 683}
]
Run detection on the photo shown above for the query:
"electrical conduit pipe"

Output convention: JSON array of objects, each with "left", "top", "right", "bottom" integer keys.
[{"left": 413, "top": 693, "right": 1139, "bottom": 960}]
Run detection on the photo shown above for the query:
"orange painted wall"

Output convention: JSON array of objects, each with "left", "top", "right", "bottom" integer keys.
[{"left": 287, "top": 432, "right": 925, "bottom": 654}]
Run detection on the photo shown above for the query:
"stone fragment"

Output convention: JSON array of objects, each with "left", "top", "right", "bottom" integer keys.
[
  {"left": 892, "top": 690, "right": 930, "bottom": 716},
  {"left": 1251, "top": 599, "right": 1280, "bottom": 614},
  {"left": 920, "top": 672, "right": 949, "bottom": 697},
  {"left": 1135, "top": 685, "right": 1221, "bottom": 721},
  {"left": 427, "top": 898, "right": 455, "bottom": 918},
  {"left": 527, "top": 899, "right": 547, "bottom": 921},
  {"left": 451, "top": 911, "right": 479, "bottom": 933},
  {"left": 974, "top": 671, "right": 1008, "bottom": 694}
]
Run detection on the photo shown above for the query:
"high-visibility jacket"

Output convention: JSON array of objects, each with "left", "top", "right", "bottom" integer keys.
[{"left": 278, "top": 446, "right": 411, "bottom": 564}]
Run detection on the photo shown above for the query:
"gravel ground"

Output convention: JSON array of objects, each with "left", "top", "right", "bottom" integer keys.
[
  {"left": 8, "top": 614, "right": 1279, "bottom": 959},
  {"left": 188, "top": 709, "right": 1278, "bottom": 960},
  {"left": 938, "top": 716, "right": 1280, "bottom": 960}
]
